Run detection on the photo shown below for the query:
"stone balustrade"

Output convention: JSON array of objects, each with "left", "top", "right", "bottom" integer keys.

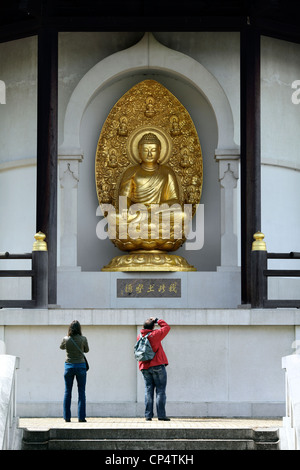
[{"left": 0, "top": 355, "right": 21, "bottom": 450}]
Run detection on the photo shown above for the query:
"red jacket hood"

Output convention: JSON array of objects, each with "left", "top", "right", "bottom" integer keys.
[{"left": 140, "top": 328, "right": 154, "bottom": 336}]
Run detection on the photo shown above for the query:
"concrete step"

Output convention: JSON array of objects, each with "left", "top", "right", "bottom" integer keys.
[{"left": 21, "top": 427, "right": 280, "bottom": 450}]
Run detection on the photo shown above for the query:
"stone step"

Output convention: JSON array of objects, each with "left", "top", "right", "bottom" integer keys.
[
  {"left": 47, "top": 438, "right": 256, "bottom": 451},
  {"left": 21, "top": 427, "right": 280, "bottom": 451}
]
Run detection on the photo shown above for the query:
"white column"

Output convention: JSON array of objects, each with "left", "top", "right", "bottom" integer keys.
[
  {"left": 215, "top": 149, "right": 240, "bottom": 270},
  {"left": 58, "top": 154, "right": 83, "bottom": 270}
]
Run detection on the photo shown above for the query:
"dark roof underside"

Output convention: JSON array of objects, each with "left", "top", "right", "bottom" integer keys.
[{"left": 0, "top": 0, "right": 299, "bottom": 42}]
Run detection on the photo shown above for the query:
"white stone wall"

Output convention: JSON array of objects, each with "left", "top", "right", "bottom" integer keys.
[
  {"left": 1, "top": 308, "right": 295, "bottom": 418},
  {"left": 260, "top": 36, "right": 300, "bottom": 296},
  {"left": 260, "top": 35, "right": 300, "bottom": 262},
  {"left": 0, "top": 36, "right": 37, "bottom": 255}
]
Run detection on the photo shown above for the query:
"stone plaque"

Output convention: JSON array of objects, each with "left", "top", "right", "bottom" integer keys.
[{"left": 117, "top": 279, "right": 181, "bottom": 298}]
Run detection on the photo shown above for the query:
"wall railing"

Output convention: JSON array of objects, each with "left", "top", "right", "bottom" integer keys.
[
  {"left": 1, "top": 230, "right": 299, "bottom": 309},
  {"left": 0, "top": 232, "right": 48, "bottom": 309},
  {"left": 251, "top": 232, "right": 300, "bottom": 308}
]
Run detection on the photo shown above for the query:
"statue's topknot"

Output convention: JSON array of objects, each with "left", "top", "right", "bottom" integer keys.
[{"left": 138, "top": 132, "right": 161, "bottom": 148}]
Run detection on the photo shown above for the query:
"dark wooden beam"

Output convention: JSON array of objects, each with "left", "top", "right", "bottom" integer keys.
[
  {"left": 49, "top": 15, "right": 246, "bottom": 32},
  {"left": 240, "top": 25, "right": 261, "bottom": 305},
  {"left": 36, "top": 27, "right": 58, "bottom": 305},
  {"left": 254, "top": 18, "right": 300, "bottom": 45},
  {"left": 251, "top": 250, "right": 267, "bottom": 308},
  {"left": 0, "top": 19, "right": 39, "bottom": 44},
  {"left": 0, "top": 14, "right": 300, "bottom": 44}
]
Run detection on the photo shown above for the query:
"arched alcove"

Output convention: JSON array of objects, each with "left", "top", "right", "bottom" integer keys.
[
  {"left": 59, "top": 33, "right": 237, "bottom": 154},
  {"left": 58, "top": 33, "right": 239, "bottom": 273},
  {"left": 79, "top": 72, "right": 218, "bottom": 271}
]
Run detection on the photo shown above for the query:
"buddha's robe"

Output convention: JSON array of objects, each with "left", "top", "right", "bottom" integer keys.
[
  {"left": 118, "top": 164, "right": 180, "bottom": 206},
  {"left": 107, "top": 163, "right": 188, "bottom": 246}
]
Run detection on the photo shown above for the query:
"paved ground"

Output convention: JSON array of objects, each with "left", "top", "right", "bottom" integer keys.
[{"left": 19, "top": 417, "right": 283, "bottom": 431}]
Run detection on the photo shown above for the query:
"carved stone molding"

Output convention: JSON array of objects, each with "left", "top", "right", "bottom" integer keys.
[
  {"left": 215, "top": 150, "right": 240, "bottom": 270},
  {"left": 58, "top": 154, "right": 83, "bottom": 270}
]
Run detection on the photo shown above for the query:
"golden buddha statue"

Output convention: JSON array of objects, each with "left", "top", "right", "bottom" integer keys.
[
  {"left": 106, "top": 131, "right": 188, "bottom": 257},
  {"left": 95, "top": 80, "right": 203, "bottom": 271},
  {"left": 119, "top": 132, "right": 179, "bottom": 207}
]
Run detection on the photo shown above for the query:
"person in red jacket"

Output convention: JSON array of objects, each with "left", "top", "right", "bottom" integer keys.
[{"left": 138, "top": 317, "right": 171, "bottom": 421}]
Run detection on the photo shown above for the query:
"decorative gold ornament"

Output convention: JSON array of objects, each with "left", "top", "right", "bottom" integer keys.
[
  {"left": 117, "top": 116, "right": 128, "bottom": 136},
  {"left": 144, "top": 96, "right": 156, "bottom": 118},
  {"left": 32, "top": 232, "right": 47, "bottom": 251},
  {"left": 102, "top": 251, "right": 195, "bottom": 272},
  {"left": 252, "top": 232, "right": 267, "bottom": 251},
  {"left": 95, "top": 80, "right": 203, "bottom": 271}
]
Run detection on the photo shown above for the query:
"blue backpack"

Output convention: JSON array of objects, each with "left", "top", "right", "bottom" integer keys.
[{"left": 134, "top": 333, "right": 155, "bottom": 362}]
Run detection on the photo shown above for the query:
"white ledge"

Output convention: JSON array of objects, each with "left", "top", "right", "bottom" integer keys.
[{"left": 0, "top": 308, "right": 300, "bottom": 326}]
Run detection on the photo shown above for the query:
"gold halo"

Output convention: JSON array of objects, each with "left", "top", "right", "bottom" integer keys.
[{"left": 126, "top": 126, "right": 173, "bottom": 165}]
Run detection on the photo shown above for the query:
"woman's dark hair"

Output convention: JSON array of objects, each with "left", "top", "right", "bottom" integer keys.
[{"left": 68, "top": 320, "right": 82, "bottom": 337}]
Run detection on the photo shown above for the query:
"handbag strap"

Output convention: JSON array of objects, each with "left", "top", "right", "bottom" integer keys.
[{"left": 69, "top": 336, "right": 86, "bottom": 359}]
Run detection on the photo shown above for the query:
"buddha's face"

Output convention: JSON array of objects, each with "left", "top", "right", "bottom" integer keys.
[{"left": 139, "top": 143, "right": 160, "bottom": 165}]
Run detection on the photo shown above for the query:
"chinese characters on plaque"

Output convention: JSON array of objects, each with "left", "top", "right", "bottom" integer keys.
[{"left": 117, "top": 279, "right": 181, "bottom": 298}]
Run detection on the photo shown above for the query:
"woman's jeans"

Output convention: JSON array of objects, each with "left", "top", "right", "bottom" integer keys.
[
  {"left": 141, "top": 365, "right": 167, "bottom": 419},
  {"left": 63, "top": 363, "right": 87, "bottom": 421}
]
